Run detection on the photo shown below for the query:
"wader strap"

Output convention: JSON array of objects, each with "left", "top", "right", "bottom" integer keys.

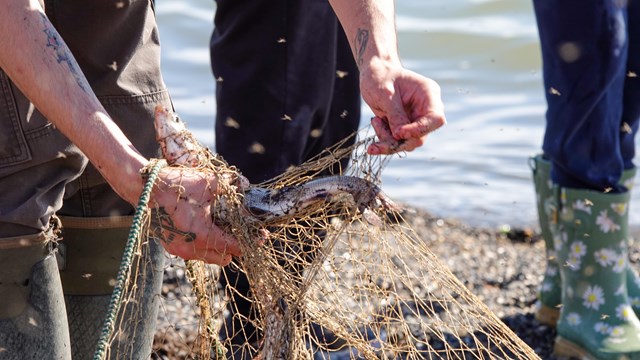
[
  {"left": 58, "top": 216, "right": 134, "bottom": 295},
  {"left": 0, "top": 231, "right": 50, "bottom": 250}
]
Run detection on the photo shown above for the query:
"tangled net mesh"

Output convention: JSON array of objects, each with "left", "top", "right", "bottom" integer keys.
[{"left": 100, "top": 124, "right": 540, "bottom": 360}]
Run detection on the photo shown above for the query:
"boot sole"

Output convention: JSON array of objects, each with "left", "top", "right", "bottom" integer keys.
[
  {"left": 554, "top": 336, "right": 597, "bottom": 360},
  {"left": 534, "top": 302, "right": 559, "bottom": 327}
]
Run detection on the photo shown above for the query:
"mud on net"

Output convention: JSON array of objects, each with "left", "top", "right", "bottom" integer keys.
[{"left": 102, "top": 125, "right": 540, "bottom": 360}]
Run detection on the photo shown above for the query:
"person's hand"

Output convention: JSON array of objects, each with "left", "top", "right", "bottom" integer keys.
[
  {"left": 150, "top": 167, "right": 242, "bottom": 265},
  {"left": 360, "top": 58, "right": 446, "bottom": 155}
]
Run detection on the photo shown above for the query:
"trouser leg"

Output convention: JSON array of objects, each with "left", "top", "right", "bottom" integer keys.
[
  {"left": 0, "top": 226, "right": 71, "bottom": 360},
  {"left": 211, "top": 0, "right": 360, "bottom": 184},
  {"left": 212, "top": 1, "right": 360, "bottom": 357},
  {"left": 620, "top": 0, "right": 640, "bottom": 170},
  {"left": 58, "top": 216, "right": 165, "bottom": 360},
  {"left": 533, "top": 0, "right": 630, "bottom": 191}
]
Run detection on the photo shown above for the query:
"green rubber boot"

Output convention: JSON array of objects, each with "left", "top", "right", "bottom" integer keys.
[
  {"left": 58, "top": 216, "right": 165, "bottom": 360},
  {"left": 619, "top": 168, "right": 640, "bottom": 314},
  {"left": 0, "top": 226, "right": 72, "bottom": 360},
  {"left": 531, "top": 155, "right": 640, "bottom": 326},
  {"left": 530, "top": 155, "right": 562, "bottom": 326},
  {"left": 553, "top": 187, "right": 640, "bottom": 360}
]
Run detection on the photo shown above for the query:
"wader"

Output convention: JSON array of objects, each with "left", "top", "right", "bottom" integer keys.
[
  {"left": 0, "top": 0, "right": 171, "bottom": 358},
  {"left": 210, "top": 0, "right": 361, "bottom": 357}
]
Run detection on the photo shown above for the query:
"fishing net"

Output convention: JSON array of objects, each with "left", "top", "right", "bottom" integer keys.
[{"left": 98, "top": 112, "right": 541, "bottom": 360}]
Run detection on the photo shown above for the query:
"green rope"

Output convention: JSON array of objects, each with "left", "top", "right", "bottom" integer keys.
[{"left": 93, "top": 159, "right": 167, "bottom": 360}]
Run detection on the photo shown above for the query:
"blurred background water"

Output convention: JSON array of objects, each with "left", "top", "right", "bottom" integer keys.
[{"left": 156, "top": 0, "right": 639, "bottom": 230}]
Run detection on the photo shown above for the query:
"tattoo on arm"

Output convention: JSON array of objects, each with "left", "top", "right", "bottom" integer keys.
[
  {"left": 355, "top": 28, "right": 369, "bottom": 66},
  {"left": 39, "top": 13, "right": 91, "bottom": 93},
  {"left": 151, "top": 207, "right": 197, "bottom": 244}
]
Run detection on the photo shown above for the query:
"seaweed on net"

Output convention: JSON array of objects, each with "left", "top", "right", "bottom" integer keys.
[{"left": 104, "top": 109, "right": 541, "bottom": 360}]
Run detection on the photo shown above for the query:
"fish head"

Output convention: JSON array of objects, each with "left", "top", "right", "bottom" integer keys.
[
  {"left": 153, "top": 104, "right": 187, "bottom": 142},
  {"left": 242, "top": 187, "right": 272, "bottom": 218}
]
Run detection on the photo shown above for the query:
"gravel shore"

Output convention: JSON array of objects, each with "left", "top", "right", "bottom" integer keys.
[{"left": 152, "top": 205, "right": 640, "bottom": 360}]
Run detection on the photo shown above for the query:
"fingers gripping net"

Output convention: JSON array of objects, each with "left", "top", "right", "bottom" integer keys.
[{"left": 107, "top": 124, "right": 540, "bottom": 359}]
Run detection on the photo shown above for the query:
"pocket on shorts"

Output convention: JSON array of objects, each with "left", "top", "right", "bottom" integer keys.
[{"left": 0, "top": 71, "right": 31, "bottom": 168}]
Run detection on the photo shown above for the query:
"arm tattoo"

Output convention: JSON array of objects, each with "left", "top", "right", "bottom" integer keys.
[
  {"left": 39, "top": 13, "right": 91, "bottom": 93},
  {"left": 355, "top": 28, "right": 369, "bottom": 66},
  {"left": 151, "top": 207, "right": 197, "bottom": 244}
]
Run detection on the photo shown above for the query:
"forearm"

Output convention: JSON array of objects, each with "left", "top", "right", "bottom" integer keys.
[
  {"left": 0, "top": 0, "right": 146, "bottom": 204},
  {"left": 329, "top": 0, "right": 401, "bottom": 68},
  {"left": 330, "top": 0, "right": 445, "bottom": 155}
]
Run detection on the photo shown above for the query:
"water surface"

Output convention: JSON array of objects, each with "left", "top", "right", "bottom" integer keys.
[{"left": 156, "top": 0, "right": 640, "bottom": 229}]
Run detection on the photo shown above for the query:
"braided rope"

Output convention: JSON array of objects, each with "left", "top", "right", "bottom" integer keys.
[{"left": 93, "top": 159, "right": 167, "bottom": 360}]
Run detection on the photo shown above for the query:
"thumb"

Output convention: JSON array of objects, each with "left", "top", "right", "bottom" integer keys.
[{"left": 385, "top": 92, "right": 411, "bottom": 141}]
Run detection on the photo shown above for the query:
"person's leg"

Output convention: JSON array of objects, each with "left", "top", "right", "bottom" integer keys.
[
  {"left": 0, "top": 230, "right": 71, "bottom": 360},
  {"left": 211, "top": 0, "right": 360, "bottom": 184},
  {"left": 619, "top": 0, "right": 640, "bottom": 172},
  {"left": 535, "top": 0, "right": 627, "bottom": 191},
  {"left": 211, "top": 0, "right": 360, "bottom": 357},
  {"left": 532, "top": 158, "right": 640, "bottom": 326},
  {"left": 620, "top": 0, "right": 640, "bottom": 314},
  {"left": 533, "top": 0, "right": 640, "bottom": 318},
  {"left": 57, "top": 215, "right": 166, "bottom": 360},
  {"left": 56, "top": 99, "right": 170, "bottom": 360},
  {"left": 0, "top": 65, "right": 88, "bottom": 359},
  {"left": 43, "top": 1, "right": 171, "bottom": 358},
  {"left": 533, "top": 0, "right": 640, "bottom": 357},
  {"left": 529, "top": 154, "right": 561, "bottom": 326}
]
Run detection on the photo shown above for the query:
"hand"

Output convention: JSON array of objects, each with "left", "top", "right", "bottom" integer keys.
[
  {"left": 150, "top": 167, "right": 242, "bottom": 265},
  {"left": 360, "top": 59, "right": 446, "bottom": 155}
]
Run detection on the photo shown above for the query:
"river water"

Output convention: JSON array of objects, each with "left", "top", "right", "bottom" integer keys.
[{"left": 156, "top": 0, "right": 640, "bottom": 229}]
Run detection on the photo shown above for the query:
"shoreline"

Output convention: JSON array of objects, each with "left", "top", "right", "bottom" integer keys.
[{"left": 152, "top": 204, "right": 640, "bottom": 360}]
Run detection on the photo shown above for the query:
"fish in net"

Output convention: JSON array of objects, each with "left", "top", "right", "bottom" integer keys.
[{"left": 98, "top": 106, "right": 541, "bottom": 360}]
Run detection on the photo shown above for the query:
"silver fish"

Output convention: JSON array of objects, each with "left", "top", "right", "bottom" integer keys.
[
  {"left": 243, "top": 176, "right": 400, "bottom": 226},
  {"left": 153, "top": 105, "right": 400, "bottom": 225}
]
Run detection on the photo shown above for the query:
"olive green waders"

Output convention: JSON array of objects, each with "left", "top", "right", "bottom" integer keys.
[
  {"left": 0, "top": 217, "right": 165, "bottom": 360},
  {"left": 59, "top": 216, "right": 165, "bottom": 360},
  {"left": 0, "top": 224, "right": 71, "bottom": 360}
]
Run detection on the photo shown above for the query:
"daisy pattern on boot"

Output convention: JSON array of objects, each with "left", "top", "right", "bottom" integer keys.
[
  {"left": 596, "top": 210, "right": 621, "bottom": 233},
  {"left": 594, "top": 322, "right": 611, "bottom": 335},
  {"left": 616, "top": 304, "right": 633, "bottom": 321},
  {"left": 566, "top": 241, "right": 587, "bottom": 270},
  {"left": 610, "top": 326, "right": 625, "bottom": 338},
  {"left": 566, "top": 253, "right": 582, "bottom": 270},
  {"left": 594, "top": 248, "right": 616, "bottom": 267},
  {"left": 570, "top": 241, "right": 587, "bottom": 258},
  {"left": 610, "top": 203, "right": 627, "bottom": 216},
  {"left": 573, "top": 199, "right": 593, "bottom": 214},
  {"left": 583, "top": 285, "right": 605, "bottom": 310},
  {"left": 566, "top": 312, "right": 581, "bottom": 326},
  {"left": 612, "top": 254, "right": 626, "bottom": 273},
  {"left": 623, "top": 178, "right": 635, "bottom": 190}
]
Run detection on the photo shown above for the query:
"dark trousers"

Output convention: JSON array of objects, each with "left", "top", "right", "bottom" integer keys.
[
  {"left": 533, "top": 0, "right": 640, "bottom": 191},
  {"left": 210, "top": 0, "right": 361, "bottom": 346}
]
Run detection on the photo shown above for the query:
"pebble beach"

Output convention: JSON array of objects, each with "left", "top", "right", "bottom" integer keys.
[{"left": 151, "top": 205, "right": 640, "bottom": 360}]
